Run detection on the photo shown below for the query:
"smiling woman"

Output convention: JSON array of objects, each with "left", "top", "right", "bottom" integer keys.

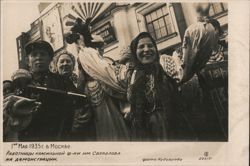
[
  {"left": 136, "top": 37, "right": 157, "bottom": 65},
  {"left": 52, "top": 51, "right": 76, "bottom": 78},
  {"left": 127, "top": 32, "right": 196, "bottom": 141}
]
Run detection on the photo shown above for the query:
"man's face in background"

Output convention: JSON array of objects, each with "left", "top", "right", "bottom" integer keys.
[
  {"left": 28, "top": 49, "right": 51, "bottom": 73},
  {"left": 3, "top": 81, "right": 13, "bottom": 97}
]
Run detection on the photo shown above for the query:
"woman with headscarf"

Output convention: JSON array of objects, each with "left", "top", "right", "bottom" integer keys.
[
  {"left": 52, "top": 51, "right": 95, "bottom": 141},
  {"left": 125, "top": 32, "right": 196, "bottom": 141},
  {"left": 52, "top": 51, "right": 78, "bottom": 85}
]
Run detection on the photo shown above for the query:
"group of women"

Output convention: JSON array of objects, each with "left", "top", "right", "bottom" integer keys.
[
  {"left": 4, "top": 3, "right": 227, "bottom": 141},
  {"left": 45, "top": 31, "right": 200, "bottom": 141}
]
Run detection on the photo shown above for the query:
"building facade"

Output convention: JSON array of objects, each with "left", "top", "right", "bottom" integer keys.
[{"left": 16, "top": 2, "right": 228, "bottom": 71}]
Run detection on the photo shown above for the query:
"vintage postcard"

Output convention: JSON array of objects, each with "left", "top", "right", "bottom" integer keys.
[{"left": 0, "top": 0, "right": 249, "bottom": 165}]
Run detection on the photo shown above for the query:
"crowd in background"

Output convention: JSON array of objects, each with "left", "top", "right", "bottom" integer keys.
[{"left": 3, "top": 3, "right": 228, "bottom": 142}]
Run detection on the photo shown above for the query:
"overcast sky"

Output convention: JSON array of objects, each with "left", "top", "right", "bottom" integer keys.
[{"left": 2, "top": 1, "right": 40, "bottom": 80}]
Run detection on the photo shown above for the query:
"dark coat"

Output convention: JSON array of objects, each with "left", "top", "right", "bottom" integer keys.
[
  {"left": 127, "top": 32, "right": 197, "bottom": 141},
  {"left": 18, "top": 71, "right": 76, "bottom": 141}
]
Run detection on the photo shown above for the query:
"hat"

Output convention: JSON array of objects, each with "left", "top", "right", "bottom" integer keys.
[
  {"left": 3, "top": 80, "right": 12, "bottom": 84},
  {"left": 11, "top": 69, "right": 32, "bottom": 81},
  {"left": 25, "top": 40, "right": 54, "bottom": 57}
]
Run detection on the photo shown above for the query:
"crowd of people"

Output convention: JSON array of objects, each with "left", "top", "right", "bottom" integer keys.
[{"left": 3, "top": 3, "right": 227, "bottom": 142}]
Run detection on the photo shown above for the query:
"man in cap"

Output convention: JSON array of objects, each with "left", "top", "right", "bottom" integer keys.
[{"left": 5, "top": 40, "right": 77, "bottom": 141}]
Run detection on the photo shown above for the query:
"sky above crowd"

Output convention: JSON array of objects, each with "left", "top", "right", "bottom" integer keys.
[{"left": 2, "top": 1, "right": 39, "bottom": 80}]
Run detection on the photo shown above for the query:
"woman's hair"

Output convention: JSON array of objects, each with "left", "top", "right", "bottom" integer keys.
[
  {"left": 130, "top": 32, "right": 159, "bottom": 66},
  {"left": 51, "top": 51, "right": 76, "bottom": 73}
]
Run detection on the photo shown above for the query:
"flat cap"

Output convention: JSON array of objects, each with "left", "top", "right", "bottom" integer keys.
[{"left": 25, "top": 40, "right": 54, "bottom": 57}]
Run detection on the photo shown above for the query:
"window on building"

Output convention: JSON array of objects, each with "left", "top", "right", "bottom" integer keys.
[
  {"left": 93, "top": 22, "right": 116, "bottom": 46},
  {"left": 145, "top": 5, "right": 175, "bottom": 40},
  {"left": 209, "top": 3, "right": 228, "bottom": 16}
]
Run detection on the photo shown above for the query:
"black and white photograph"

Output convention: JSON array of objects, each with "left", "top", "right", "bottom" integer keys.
[{"left": 0, "top": 1, "right": 249, "bottom": 166}]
